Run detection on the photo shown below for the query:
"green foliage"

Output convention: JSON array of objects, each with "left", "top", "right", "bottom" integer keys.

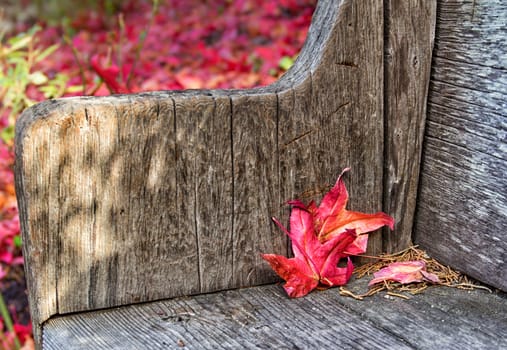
[
  {"left": 279, "top": 55, "right": 296, "bottom": 71},
  {"left": 13, "top": 235, "right": 22, "bottom": 248},
  {"left": 0, "top": 293, "right": 21, "bottom": 350},
  {"left": 0, "top": 25, "right": 74, "bottom": 144},
  {"left": 0, "top": 126, "right": 14, "bottom": 145}
]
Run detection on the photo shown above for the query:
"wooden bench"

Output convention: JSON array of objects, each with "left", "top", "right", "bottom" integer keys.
[{"left": 14, "top": 0, "right": 506, "bottom": 349}]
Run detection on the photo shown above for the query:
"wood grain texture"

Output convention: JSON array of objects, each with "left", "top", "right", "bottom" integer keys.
[
  {"left": 336, "top": 278, "right": 507, "bottom": 349},
  {"left": 383, "top": 0, "right": 437, "bottom": 252},
  {"left": 42, "top": 280, "right": 507, "bottom": 350},
  {"left": 15, "top": 101, "right": 64, "bottom": 345},
  {"left": 16, "top": 95, "right": 198, "bottom": 341},
  {"left": 275, "top": 0, "right": 343, "bottom": 253},
  {"left": 174, "top": 93, "right": 234, "bottom": 293},
  {"left": 229, "top": 92, "right": 285, "bottom": 287},
  {"left": 321, "top": 0, "right": 384, "bottom": 258},
  {"left": 15, "top": 0, "right": 429, "bottom": 347},
  {"left": 277, "top": 0, "right": 385, "bottom": 261},
  {"left": 414, "top": 0, "right": 507, "bottom": 291}
]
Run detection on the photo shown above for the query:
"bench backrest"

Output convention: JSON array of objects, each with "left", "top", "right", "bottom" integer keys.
[
  {"left": 15, "top": 0, "right": 438, "bottom": 342},
  {"left": 414, "top": 0, "right": 507, "bottom": 291}
]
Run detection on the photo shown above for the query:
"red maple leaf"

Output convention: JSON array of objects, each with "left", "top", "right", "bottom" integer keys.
[
  {"left": 290, "top": 168, "right": 394, "bottom": 255},
  {"left": 262, "top": 207, "right": 355, "bottom": 298},
  {"left": 262, "top": 168, "right": 395, "bottom": 297}
]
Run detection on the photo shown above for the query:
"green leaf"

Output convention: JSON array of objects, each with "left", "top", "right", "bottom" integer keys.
[
  {"left": 13, "top": 235, "right": 23, "bottom": 248},
  {"left": 40, "top": 85, "right": 57, "bottom": 98},
  {"left": 0, "top": 293, "right": 22, "bottom": 349},
  {"left": 6, "top": 35, "right": 32, "bottom": 53},
  {"left": 29, "top": 71, "right": 49, "bottom": 85},
  {"left": 34, "top": 44, "right": 59, "bottom": 63},
  {"left": 0, "top": 126, "right": 15, "bottom": 143},
  {"left": 279, "top": 56, "right": 294, "bottom": 71},
  {"left": 66, "top": 85, "right": 83, "bottom": 93},
  {"left": 139, "top": 30, "right": 147, "bottom": 42}
]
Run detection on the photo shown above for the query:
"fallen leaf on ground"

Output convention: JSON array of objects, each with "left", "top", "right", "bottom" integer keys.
[
  {"left": 262, "top": 207, "right": 356, "bottom": 297},
  {"left": 289, "top": 168, "right": 394, "bottom": 255},
  {"left": 368, "top": 260, "right": 440, "bottom": 286},
  {"left": 262, "top": 168, "right": 394, "bottom": 297},
  {"left": 339, "top": 246, "right": 490, "bottom": 300}
]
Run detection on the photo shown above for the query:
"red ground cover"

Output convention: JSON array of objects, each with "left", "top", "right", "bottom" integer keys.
[{"left": 29, "top": 0, "right": 316, "bottom": 97}]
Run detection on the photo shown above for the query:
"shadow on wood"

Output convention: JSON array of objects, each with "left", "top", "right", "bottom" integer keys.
[{"left": 14, "top": 0, "right": 441, "bottom": 348}]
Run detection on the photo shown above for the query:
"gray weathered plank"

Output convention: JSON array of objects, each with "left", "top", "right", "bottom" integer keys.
[
  {"left": 383, "top": 0, "right": 437, "bottom": 252},
  {"left": 414, "top": 0, "right": 507, "bottom": 291},
  {"left": 338, "top": 278, "right": 507, "bottom": 349},
  {"left": 14, "top": 101, "right": 63, "bottom": 342},
  {"left": 15, "top": 95, "right": 192, "bottom": 343},
  {"left": 431, "top": 0, "right": 507, "bottom": 68},
  {"left": 311, "top": 0, "right": 385, "bottom": 259},
  {"left": 42, "top": 281, "right": 507, "bottom": 350},
  {"left": 174, "top": 94, "right": 234, "bottom": 293},
  {"left": 230, "top": 92, "right": 283, "bottom": 287}
]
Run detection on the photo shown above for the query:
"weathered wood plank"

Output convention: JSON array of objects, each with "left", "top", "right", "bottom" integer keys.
[
  {"left": 15, "top": 101, "right": 65, "bottom": 344},
  {"left": 320, "top": 0, "right": 384, "bottom": 257},
  {"left": 279, "top": 0, "right": 385, "bottom": 259},
  {"left": 56, "top": 96, "right": 201, "bottom": 315},
  {"left": 14, "top": 95, "right": 196, "bottom": 341},
  {"left": 278, "top": 82, "right": 319, "bottom": 255},
  {"left": 431, "top": 0, "right": 507, "bottom": 69},
  {"left": 338, "top": 278, "right": 507, "bottom": 349},
  {"left": 383, "top": 0, "right": 437, "bottom": 252},
  {"left": 43, "top": 283, "right": 411, "bottom": 349},
  {"left": 414, "top": 0, "right": 507, "bottom": 291},
  {"left": 230, "top": 92, "right": 283, "bottom": 287},
  {"left": 425, "top": 103, "right": 505, "bottom": 160},
  {"left": 42, "top": 281, "right": 507, "bottom": 349},
  {"left": 428, "top": 78, "right": 505, "bottom": 117},
  {"left": 277, "top": 0, "right": 385, "bottom": 257},
  {"left": 174, "top": 94, "right": 234, "bottom": 293},
  {"left": 275, "top": 0, "right": 341, "bottom": 255},
  {"left": 415, "top": 138, "right": 507, "bottom": 288}
]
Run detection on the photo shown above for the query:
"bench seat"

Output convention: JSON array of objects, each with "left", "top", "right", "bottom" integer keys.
[{"left": 43, "top": 278, "right": 507, "bottom": 349}]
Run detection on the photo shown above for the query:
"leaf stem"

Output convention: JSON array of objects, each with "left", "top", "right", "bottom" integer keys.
[
  {"left": 63, "top": 35, "right": 87, "bottom": 95},
  {"left": 126, "top": 0, "right": 160, "bottom": 87}
]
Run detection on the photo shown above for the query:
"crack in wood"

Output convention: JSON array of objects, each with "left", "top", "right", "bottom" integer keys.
[
  {"left": 331, "top": 101, "right": 351, "bottom": 116},
  {"left": 296, "top": 184, "right": 333, "bottom": 200},
  {"left": 282, "top": 129, "right": 315, "bottom": 149},
  {"left": 228, "top": 95, "right": 235, "bottom": 286},
  {"left": 471, "top": 0, "right": 477, "bottom": 22}
]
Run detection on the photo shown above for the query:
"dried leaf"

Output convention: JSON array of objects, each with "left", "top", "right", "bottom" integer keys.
[
  {"left": 368, "top": 260, "right": 440, "bottom": 286},
  {"left": 263, "top": 168, "right": 394, "bottom": 297},
  {"left": 293, "top": 168, "right": 394, "bottom": 255},
  {"left": 262, "top": 207, "right": 355, "bottom": 298}
]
